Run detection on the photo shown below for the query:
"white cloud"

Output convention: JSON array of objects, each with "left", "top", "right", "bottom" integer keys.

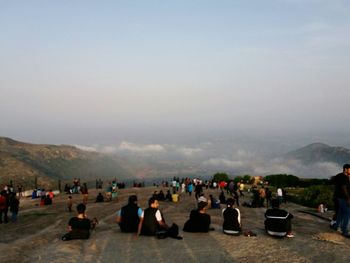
[
  {"left": 118, "top": 141, "right": 166, "bottom": 153},
  {"left": 175, "top": 147, "right": 203, "bottom": 157},
  {"left": 74, "top": 145, "right": 98, "bottom": 152},
  {"left": 203, "top": 158, "right": 246, "bottom": 169}
]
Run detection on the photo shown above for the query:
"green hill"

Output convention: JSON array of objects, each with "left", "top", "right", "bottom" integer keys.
[{"left": 0, "top": 137, "right": 131, "bottom": 189}]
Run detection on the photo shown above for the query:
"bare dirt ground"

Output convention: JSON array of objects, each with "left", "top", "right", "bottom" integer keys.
[{"left": 1, "top": 187, "right": 349, "bottom": 263}]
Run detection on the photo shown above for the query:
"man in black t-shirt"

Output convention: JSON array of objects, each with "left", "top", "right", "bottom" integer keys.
[
  {"left": 62, "top": 203, "right": 91, "bottom": 241},
  {"left": 333, "top": 164, "right": 350, "bottom": 238},
  {"left": 183, "top": 200, "right": 212, "bottom": 232}
]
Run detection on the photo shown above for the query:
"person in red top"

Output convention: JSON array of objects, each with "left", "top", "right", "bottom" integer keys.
[
  {"left": 48, "top": 190, "right": 55, "bottom": 200},
  {"left": 0, "top": 190, "right": 9, "bottom": 224}
]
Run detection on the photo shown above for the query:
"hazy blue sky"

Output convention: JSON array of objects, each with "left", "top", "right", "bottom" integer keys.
[{"left": 1, "top": 0, "right": 350, "bottom": 146}]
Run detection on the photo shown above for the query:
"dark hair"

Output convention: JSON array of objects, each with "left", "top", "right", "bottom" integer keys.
[
  {"left": 271, "top": 199, "right": 280, "bottom": 208},
  {"left": 198, "top": 201, "right": 207, "bottom": 211},
  {"left": 128, "top": 195, "right": 137, "bottom": 204},
  {"left": 226, "top": 198, "right": 235, "bottom": 207},
  {"left": 343, "top": 163, "right": 350, "bottom": 170},
  {"left": 77, "top": 203, "right": 86, "bottom": 214},
  {"left": 148, "top": 196, "right": 157, "bottom": 206}
]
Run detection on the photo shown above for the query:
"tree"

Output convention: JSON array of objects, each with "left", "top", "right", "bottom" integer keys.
[
  {"left": 233, "top": 176, "right": 243, "bottom": 184},
  {"left": 212, "top": 172, "right": 229, "bottom": 182},
  {"left": 243, "top": 175, "right": 252, "bottom": 184},
  {"left": 264, "top": 174, "right": 300, "bottom": 187}
]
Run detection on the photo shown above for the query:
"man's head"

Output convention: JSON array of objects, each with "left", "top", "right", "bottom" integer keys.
[
  {"left": 76, "top": 203, "right": 86, "bottom": 214},
  {"left": 128, "top": 195, "right": 137, "bottom": 204},
  {"left": 148, "top": 197, "right": 159, "bottom": 208},
  {"left": 343, "top": 164, "right": 350, "bottom": 175},
  {"left": 198, "top": 201, "right": 208, "bottom": 211}
]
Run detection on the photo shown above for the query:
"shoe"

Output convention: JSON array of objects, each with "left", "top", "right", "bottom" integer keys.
[{"left": 286, "top": 233, "right": 294, "bottom": 238}]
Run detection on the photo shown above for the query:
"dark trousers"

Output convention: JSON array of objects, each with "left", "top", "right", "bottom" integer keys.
[{"left": 0, "top": 208, "right": 9, "bottom": 223}]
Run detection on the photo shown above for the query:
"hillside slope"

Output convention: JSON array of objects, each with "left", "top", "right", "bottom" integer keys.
[
  {"left": 284, "top": 142, "right": 350, "bottom": 165},
  {"left": 0, "top": 137, "right": 131, "bottom": 188}
]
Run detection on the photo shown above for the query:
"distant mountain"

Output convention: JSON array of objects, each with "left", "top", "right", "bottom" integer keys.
[
  {"left": 0, "top": 137, "right": 131, "bottom": 189},
  {"left": 284, "top": 142, "right": 350, "bottom": 165}
]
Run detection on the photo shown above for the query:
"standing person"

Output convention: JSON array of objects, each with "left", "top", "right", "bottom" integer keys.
[
  {"left": 277, "top": 187, "right": 283, "bottom": 204},
  {"left": 259, "top": 186, "right": 266, "bottom": 207},
  {"left": 219, "top": 190, "right": 226, "bottom": 205},
  {"left": 222, "top": 198, "right": 241, "bottom": 235},
  {"left": 67, "top": 196, "right": 73, "bottom": 212},
  {"left": 265, "top": 188, "right": 272, "bottom": 208},
  {"left": 0, "top": 190, "right": 9, "bottom": 224},
  {"left": 62, "top": 203, "right": 92, "bottom": 241},
  {"left": 187, "top": 182, "right": 193, "bottom": 196},
  {"left": 9, "top": 193, "right": 19, "bottom": 222},
  {"left": 183, "top": 198, "right": 213, "bottom": 233},
  {"left": 116, "top": 195, "right": 142, "bottom": 233},
  {"left": 194, "top": 183, "right": 203, "bottom": 200},
  {"left": 81, "top": 183, "right": 88, "bottom": 204},
  {"left": 17, "top": 185, "right": 23, "bottom": 199},
  {"left": 332, "top": 164, "right": 350, "bottom": 238}
]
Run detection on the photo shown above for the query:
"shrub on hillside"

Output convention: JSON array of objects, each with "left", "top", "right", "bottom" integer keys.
[{"left": 299, "top": 185, "right": 334, "bottom": 209}]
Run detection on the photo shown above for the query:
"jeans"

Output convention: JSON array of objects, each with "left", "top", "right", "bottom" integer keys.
[
  {"left": 335, "top": 198, "right": 350, "bottom": 236},
  {"left": 11, "top": 211, "right": 17, "bottom": 222}
]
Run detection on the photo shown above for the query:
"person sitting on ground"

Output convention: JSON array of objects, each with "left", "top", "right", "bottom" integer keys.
[
  {"left": 183, "top": 199, "right": 213, "bottom": 233},
  {"left": 62, "top": 203, "right": 92, "bottom": 241},
  {"left": 137, "top": 197, "right": 168, "bottom": 236},
  {"left": 95, "top": 192, "right": 104, "bottom": 203},
  {"left": 157, "top": 190, "right": 165, "bottom": 201},
  {"left": 265, "top": 199, "right": 294, "bottom": 238},
  {"left": 209, "top": 194, "right": 221, "bottom": 209},
  {"left": 222, "top": 198, "right": 241, "bottom": 235},
  {"left": 165, "top": 190, "right": 172, "bottom": 201},
  {"left": 116, "top": 195, "right": 142, "bottom": 233}
]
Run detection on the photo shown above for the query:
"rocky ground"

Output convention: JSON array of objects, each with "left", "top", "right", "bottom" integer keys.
[{"left": 0, "top": 187, "right": 349, "bottom": 263}]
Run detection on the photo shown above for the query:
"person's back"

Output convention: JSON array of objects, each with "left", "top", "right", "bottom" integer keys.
[
  {"left": 68, "top": 216, "right": 91, "bottom": 239},
  {"left": 96, "top": 193, "right": 104, "bottom": 203},
  {"left": 183, "top": 201, "right": 211, "bottom": 233},
  {"left": 62, "top": 203, "right": 91, "bottom": 241},
  {"left": 265, "top": 199, "right": 293, "bottom": 237},
  {"left": 118, "top": 195, "right": 142, "bottom": 233},
  {"left": 222, "top": 198, "right": 241, "bottom": 235}
]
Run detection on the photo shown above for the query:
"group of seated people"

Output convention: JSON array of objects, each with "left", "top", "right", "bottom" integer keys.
[{"left": 62, "top": 194, "right": 294, "bottom": 241}]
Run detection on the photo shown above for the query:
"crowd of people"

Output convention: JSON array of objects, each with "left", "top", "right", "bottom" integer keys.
[
  {"left": 3, "top": 164, "right": 350, "bottom": 242},
  {"left": 61, "top": 179, "right": 296, "bottom": 242}
]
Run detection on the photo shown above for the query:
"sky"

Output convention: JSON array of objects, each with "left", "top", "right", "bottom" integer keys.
[{"left": 1, "top": 0, "right": 350, "bottom": 148}]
